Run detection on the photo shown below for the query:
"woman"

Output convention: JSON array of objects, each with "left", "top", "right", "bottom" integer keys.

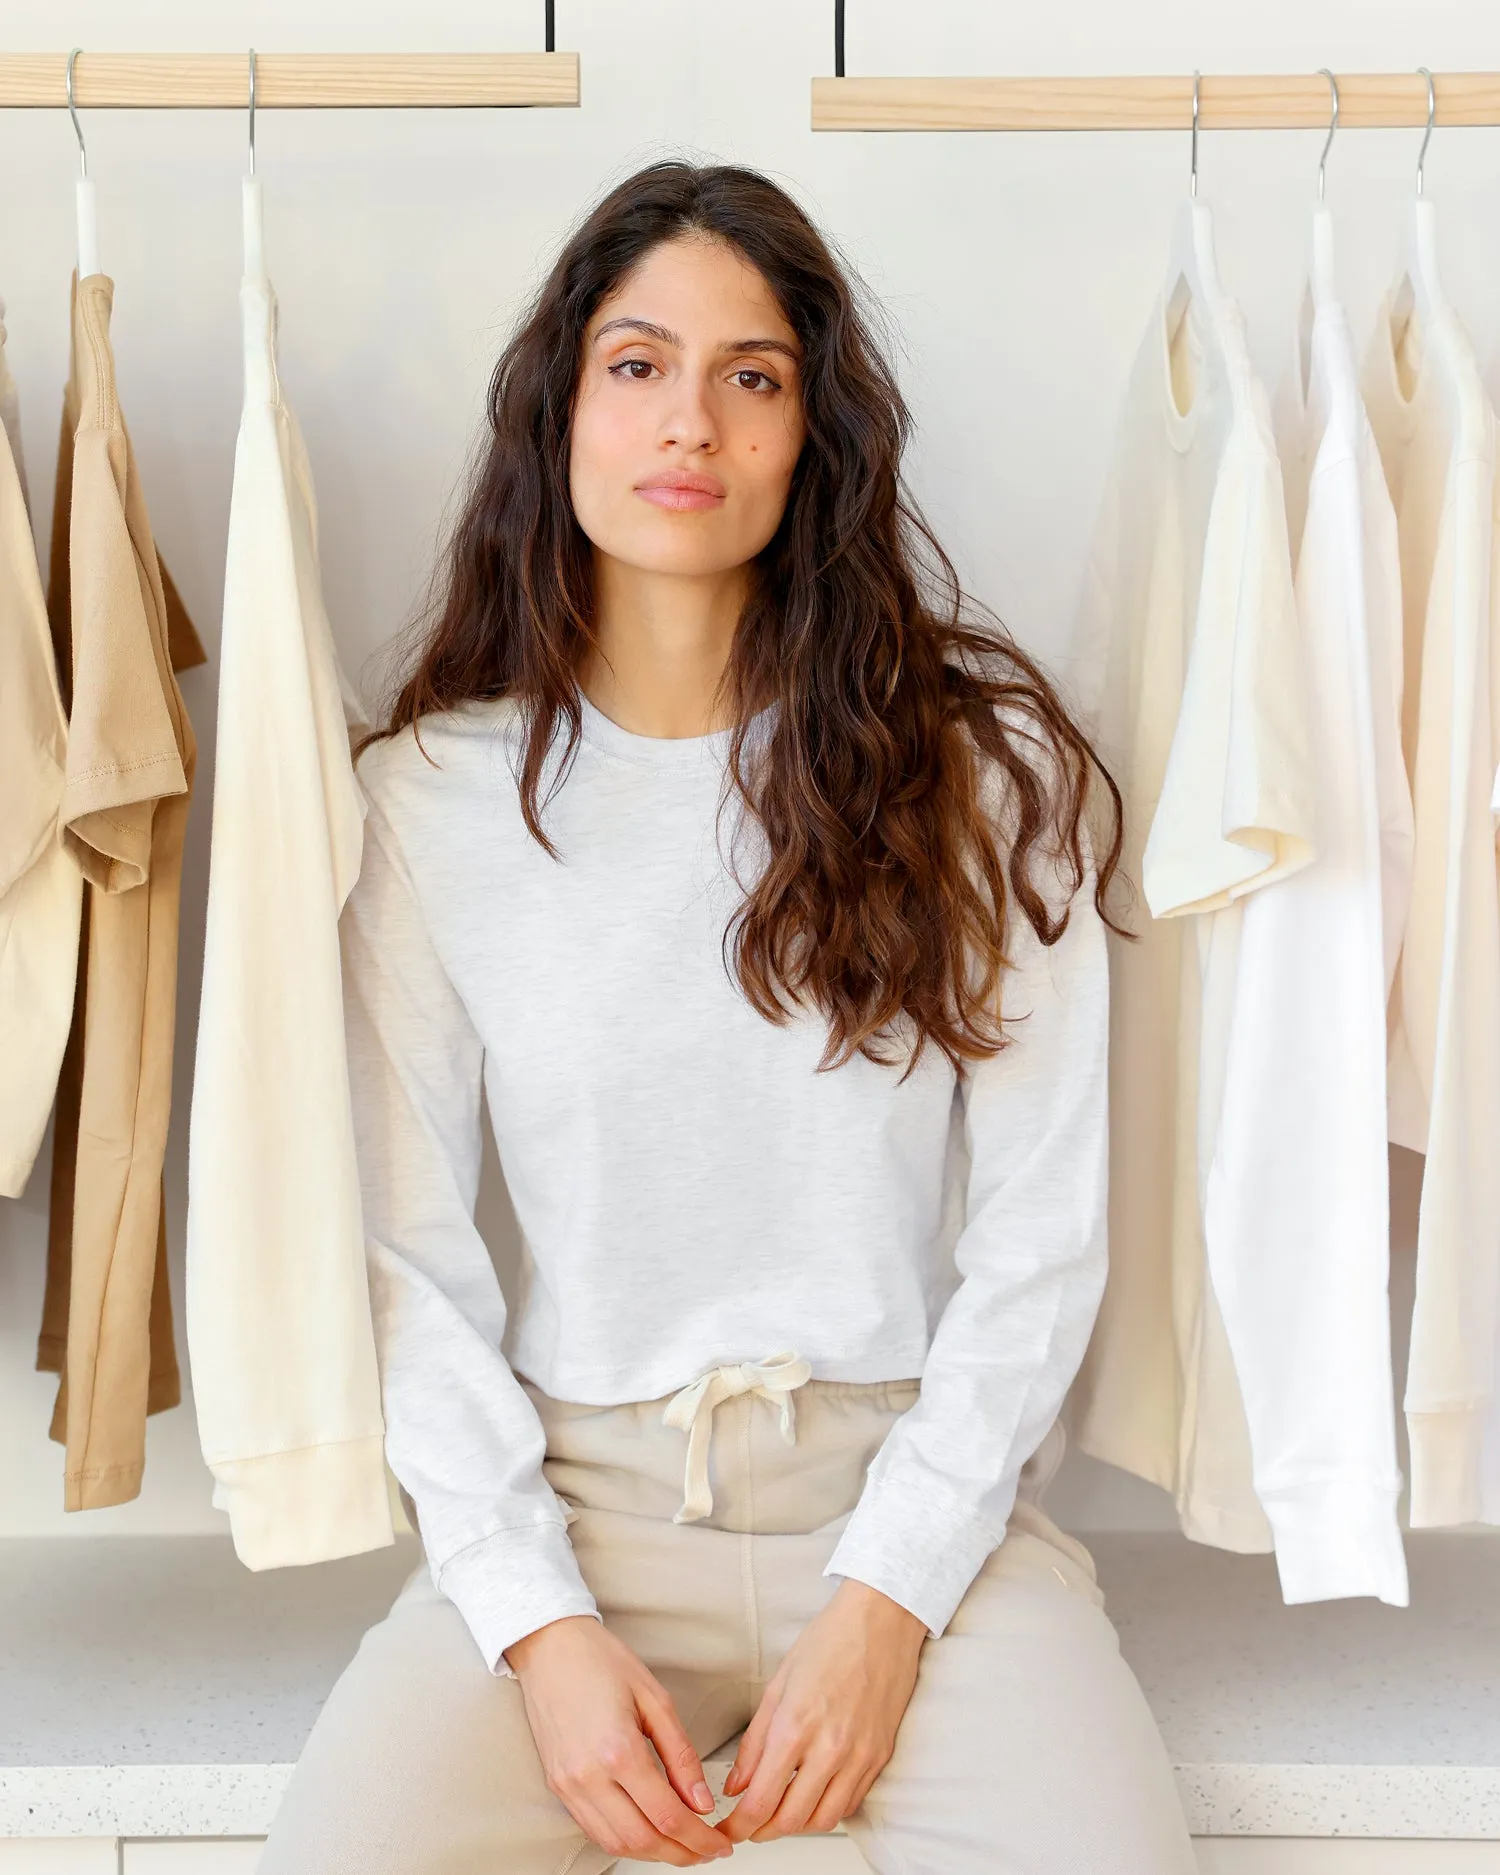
[{"left": 259, "top": 160, "right": 1196, "bottom": 1873}]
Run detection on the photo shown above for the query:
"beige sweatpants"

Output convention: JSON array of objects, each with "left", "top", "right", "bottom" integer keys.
[{"left": 259, "top": 1374, "right": 1196, "bottom": 1873}]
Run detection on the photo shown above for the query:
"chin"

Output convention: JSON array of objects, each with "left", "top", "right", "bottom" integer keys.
[{"left": 610, "top": 538, "right": 751, "bottom": 579}]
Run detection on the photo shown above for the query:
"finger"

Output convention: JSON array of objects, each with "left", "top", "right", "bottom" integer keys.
[
  {"left": 802, "top": 1765, "right": 868, "bottom": 1835},
  {"left": 552, "top": 1787, "right": 655, "bottom": 1866},
  {"left": 721, "top": 1693, "right": 778, "bottom": 1797},
  {"left": 637, "top": 1680, "right": 716, "bottom": 1814},
  {"left": 749, "top": 1754, "right": 840, "bottom": 1841},
  {"left": 616, "top": 1743, "right": 733, "bottom": 1861},
  {"left": 717, "top": 1732, "right": 803, "bottom": 1843},
  {"left": 847, "top": 1756, "right": 887, "bottom": 1816},
  {"left": 585, "top": 1777, "right": 708, "bottom": 1867},
  {"left": 553, "top": 1751, "right": 707, "bottom": 1867}
]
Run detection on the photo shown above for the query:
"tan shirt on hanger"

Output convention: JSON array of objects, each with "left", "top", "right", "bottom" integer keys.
[{"left": 35, "top": 270, "right": 206, "bottom": 1511}]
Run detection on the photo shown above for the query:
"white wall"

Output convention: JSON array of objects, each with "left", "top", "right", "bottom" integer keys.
[{"left": 0, "top": 0, "right": 1488, "bottom": 1539}]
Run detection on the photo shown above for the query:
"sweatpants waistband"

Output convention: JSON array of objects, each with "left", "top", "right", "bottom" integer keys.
[{"left": 520, "top": 1358, "right": 925, "bottom": 1539}]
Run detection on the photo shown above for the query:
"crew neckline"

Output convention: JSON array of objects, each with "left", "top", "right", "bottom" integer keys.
[
  {"left": 1159, "top": 284, "right": 1208, "bottom": 454},
  {"left": 1374, "top": 287, "right": 1429, "bottom": 447},
  {"left": 578, "top": 688, "right": 778, "bottom": 767}
]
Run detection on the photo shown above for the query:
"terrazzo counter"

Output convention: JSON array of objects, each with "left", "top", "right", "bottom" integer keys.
[
  {"left": 1097, "top": 1533, "right": 1500, "bottom": 1839},
  {"left": 0, "top": 1532, "right": 1496, "bottom": 1840},
  {"left": 0, "top": 1537, "right": 421, "bottom": 1838}
]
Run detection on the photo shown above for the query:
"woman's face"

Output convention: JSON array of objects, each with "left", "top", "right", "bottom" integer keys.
[{"left": 570, "top": 234, "right": 807, "bottom": 579}]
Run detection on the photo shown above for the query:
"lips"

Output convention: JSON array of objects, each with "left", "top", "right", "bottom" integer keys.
[{"left": 635, "top": 470, "right": 726, "bottom": 512}]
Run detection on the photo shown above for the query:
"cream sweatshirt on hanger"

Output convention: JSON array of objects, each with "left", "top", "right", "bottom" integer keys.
[
  {"left": 1363, "top": 267, "right": 1500, "bottom": 1529},
  {"left": 1068, "top": 220, "right": 1315, "bottom": 1553},
  {"left": 0, "top": 294, "right": 84, "bottom": 1199},
  {"left": 184, "top": 177, "right": 395, "bottom": 1567},
  {"left": 341, "top": 693, "right": 1111, "bottom": 1674},
  {"left": 1202, "top": 223, "right": 1411, "bottom": 1606}
]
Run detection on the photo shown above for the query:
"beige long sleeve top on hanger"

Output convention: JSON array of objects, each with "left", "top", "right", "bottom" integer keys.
[
  {"left": 0, "top": 293, "right": 84, "bottom": 1201},
  {"left": 1067, "top": 201, "right": 1315, "bottom": 1554},
  {"left": 1362, "top": 221, "right": 1500, "bottom": 1528},
  {"left": 38, "top": 270, "right": 204, "bottom": 1510},
  {"left": 185, "top": 176, "right": 396, "bottom": 1569}
]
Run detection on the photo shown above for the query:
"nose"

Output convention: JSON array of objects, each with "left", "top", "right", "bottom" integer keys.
[{"left": 656, "top": 365, "right": 720, "bottom": 454}]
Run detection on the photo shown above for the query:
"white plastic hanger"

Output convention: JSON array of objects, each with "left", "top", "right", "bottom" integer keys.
[
  {"left": 1164, "top": 72, "right": 1226, "bottom": 348},
  {"left": 66, "top": 48, "right": 99, "bottom": 279},
  {"left": 1390, "top": 67, "right": 1448, "bottom": 331}
]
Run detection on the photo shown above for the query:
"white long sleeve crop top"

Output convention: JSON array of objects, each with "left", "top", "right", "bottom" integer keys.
[{"left": 340, "top": 686, "right": 1110, "bottom": 1672}]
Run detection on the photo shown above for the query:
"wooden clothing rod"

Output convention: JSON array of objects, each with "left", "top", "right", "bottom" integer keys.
[
  {"left": 0, "top": 51, "right": 579, "bottom": 109},
  {"left": 811, "top": 72, "right": 1500, "bottom": 132}
]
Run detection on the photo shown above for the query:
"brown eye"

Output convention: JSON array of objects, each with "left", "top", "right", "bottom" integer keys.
[
  {"left": 608, "top": 358, "right": 657, "bottom": 382},
  {"left": 734, "top": 369, "right": 779, "bottom": 393}
]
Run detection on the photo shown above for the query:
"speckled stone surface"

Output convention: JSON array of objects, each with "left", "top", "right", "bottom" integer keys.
[
  {"left": 1094, "top": 1532, "right": 1500, "bottom": 1838},
  {"left": 0, "top": 1536, "right": 420, "bottom": 1836},
  {"left": 1, "top": 1531, "right": 1497, "bottom": 1839}
]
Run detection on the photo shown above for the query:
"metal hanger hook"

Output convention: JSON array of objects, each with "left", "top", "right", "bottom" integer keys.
[
  {"left": 66, "top": 47, "right": 87, "bottom": 178},
  {"left": 1317, "top": 68, "right": 1338, "bottom": 202},
  {"left": 248, "top": 48, "right": 257, "bottom": 176},
  {"left": 1190, "top": 69, "right": 1200, "bottom": 198},
  {"left": 1416, "top": 66, "right": 1435, "bottom": 196}
]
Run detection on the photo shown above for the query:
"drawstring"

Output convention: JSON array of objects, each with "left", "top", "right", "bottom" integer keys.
[{"left": 662, "top": 1351, "right": 812, "bottom": 1524}]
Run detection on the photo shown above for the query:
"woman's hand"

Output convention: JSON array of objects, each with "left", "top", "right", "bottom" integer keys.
[
  {"left": 714, "top": 1580, "right": 927, "bottom": 1845},
  {"left": 506, "top": 1615, "right": 733, "bottom": 1865}
]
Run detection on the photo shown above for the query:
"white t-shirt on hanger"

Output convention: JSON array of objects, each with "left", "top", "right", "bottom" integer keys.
[
  {"left": 1067, "top": 212, "right": 1315, "bottom": 1552},
  {"left": 1202, "top": 215, "right": 1411, "bottom": 1606},
  {"left": 1362, "top": 261, "right": 1500, "bottom": 1529}
]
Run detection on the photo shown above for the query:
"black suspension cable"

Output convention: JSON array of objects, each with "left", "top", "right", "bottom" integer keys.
[
  {"left": 545, "top": 0, "right": 555, "bottom": 53},
  {"left": 834, "top": 0, "right": 845, "bottom": 77}
]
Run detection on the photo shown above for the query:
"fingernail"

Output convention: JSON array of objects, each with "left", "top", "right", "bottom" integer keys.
[{"left": 693, "top": 1780, "right": 714, "bottom": 1810}]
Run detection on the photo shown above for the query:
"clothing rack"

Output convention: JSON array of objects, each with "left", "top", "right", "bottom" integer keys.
[
  {"left": 811, "top": 72, "right": 1500, "bottom": 132},
  {"left": 0, "top": 52, "right": 579, "bottom": 110},
  {"left": 2, "top": 54, "right": 1494, "bottom": 132}
]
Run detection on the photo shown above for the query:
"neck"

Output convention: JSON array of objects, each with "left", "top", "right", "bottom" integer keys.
[{"left": 581, "top": 552, "right": 751, "bottom": 738}]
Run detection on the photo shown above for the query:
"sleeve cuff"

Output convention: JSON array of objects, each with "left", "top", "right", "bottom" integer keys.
[
  {"left": 0, "top": 1146, "right": 41, "bottom": 1201},
  {"left": 1407, "top": 1406, "right": 1488, "bottom": 1528},
  {"left": 822, "top": 1466, "right": 1003, "bottom": 1638},
  {"left": 1259, "top": 1482, "right": 1409, "bottom": 1608},
  {"left": 434, "top": 1518, "right": 602, "bottom": 1676},
  {"left": 209, "top": 1436, "right": 396, "bottom": 1569}
]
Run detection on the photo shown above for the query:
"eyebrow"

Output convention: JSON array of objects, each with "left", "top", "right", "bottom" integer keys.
[{"left": 592, "top": 316, "right": 800, "bottom": 362}]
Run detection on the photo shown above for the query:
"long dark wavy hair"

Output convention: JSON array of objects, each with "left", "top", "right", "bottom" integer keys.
[{"left": 360, "top": 159, "right": 1124, "bottom": 1080}]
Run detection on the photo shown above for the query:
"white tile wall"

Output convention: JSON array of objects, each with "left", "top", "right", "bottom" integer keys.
[
  {"left": 0, "top": 1846, "right": 115, "bottom": 1875},
  {"left": 122, "top": 1847, "right": 263, "bottom": 1873}
]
